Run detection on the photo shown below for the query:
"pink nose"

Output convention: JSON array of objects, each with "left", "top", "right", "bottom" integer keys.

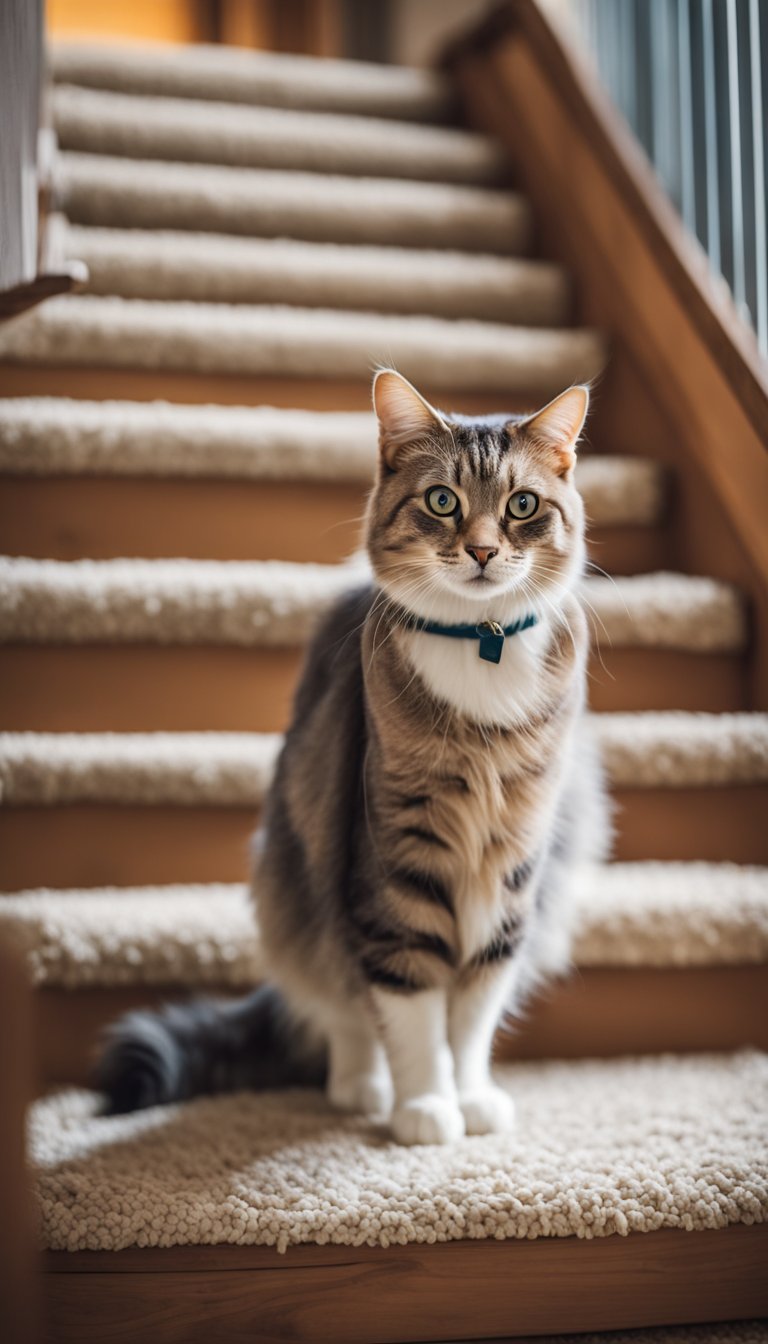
[{"left": 465, "top": 545, "right": 498, "bottom": 569}]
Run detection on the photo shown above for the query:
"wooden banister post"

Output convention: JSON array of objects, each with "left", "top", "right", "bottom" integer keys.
[{"left": 0, "top": 932, "right": 41, "bottom": 1343}]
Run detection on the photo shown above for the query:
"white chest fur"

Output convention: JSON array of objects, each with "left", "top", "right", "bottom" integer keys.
[
  {"left": 400, "top": 619, "right": 553, "bottom": 729},
  {"left": 398, "top": 618, "right": 559, "bottom": 961}
]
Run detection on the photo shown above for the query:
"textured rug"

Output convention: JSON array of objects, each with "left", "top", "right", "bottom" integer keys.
[{"left": 28, "top": 1051, "right": 768, "bottom": 1252}]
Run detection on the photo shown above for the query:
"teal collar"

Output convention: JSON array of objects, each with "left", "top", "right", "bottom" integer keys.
[{"left": 402, "top": 612, "right": 538, "bottom": 664}]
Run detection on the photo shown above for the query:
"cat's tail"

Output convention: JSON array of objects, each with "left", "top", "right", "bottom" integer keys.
[{"left": 94, "top": 985, "right": 327, "bottom": 1115}]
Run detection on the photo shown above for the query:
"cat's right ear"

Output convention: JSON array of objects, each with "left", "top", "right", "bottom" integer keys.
[{"left": 372, "top": 369, "right": 447, "bottom": 468}]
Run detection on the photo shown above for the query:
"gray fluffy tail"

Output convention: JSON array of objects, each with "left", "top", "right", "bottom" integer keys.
[{"left": 95, "top": 985, "right": 327, "bottom": 1116}]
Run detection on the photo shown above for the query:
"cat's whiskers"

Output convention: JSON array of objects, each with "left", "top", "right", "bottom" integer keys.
[
  {"left": 527, "top": 560, "right": 614, "bottom": 680},
  {"left": 515, "top": 565, "right": 576, "bottom": 655}
]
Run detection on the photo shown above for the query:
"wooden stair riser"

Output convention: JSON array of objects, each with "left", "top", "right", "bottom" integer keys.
[
  {"left": 0, "top": 646, "right": 748, "bottom": 731},
  {"left": 39, "top": 1226, "right": 768, "bottom": 1344},
  {"left": 0, "top": 366, "right": 561, "bottom": 412},
  {"left": 33, "top": 965, "right": 768, "bottom": 1089},
  {"left": 0, "top": 476, "right": 667, "bottom": 573},
  {"left": 1, "top": 788, "right": 765, "bottom": 890}
]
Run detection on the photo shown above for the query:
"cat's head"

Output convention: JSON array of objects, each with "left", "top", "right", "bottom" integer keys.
[{"left": 366, "top": 369, "right": 589, "bottom": 624}]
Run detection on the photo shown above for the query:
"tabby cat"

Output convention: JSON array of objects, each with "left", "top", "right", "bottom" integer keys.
[{"left": 98, "top": 370, "right": 609, "bottom": 1145}]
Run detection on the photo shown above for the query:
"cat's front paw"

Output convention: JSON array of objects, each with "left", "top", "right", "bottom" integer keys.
[
  {"left": 329, "top": 1072, "right": 392, "bottom": 1116},
  {"left": 460, "top": 1084, "right": 516, "bottom": 1135},
  {"left": 391, "top": 1095, "right": 465, "bottom": 1145}
]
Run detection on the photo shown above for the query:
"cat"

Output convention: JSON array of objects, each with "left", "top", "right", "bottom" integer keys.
[{"left": 97, "top": 369, "right": 610, "bottom": 1145}]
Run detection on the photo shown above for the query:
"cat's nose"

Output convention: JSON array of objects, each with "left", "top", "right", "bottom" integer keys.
[{"left": 465, "top": 544, "right": 498, "bottom": 569}]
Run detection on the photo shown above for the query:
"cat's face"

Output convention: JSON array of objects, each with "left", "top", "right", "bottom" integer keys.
[{"left": 367, "top": 371, "right": 588, "bottom": 624}]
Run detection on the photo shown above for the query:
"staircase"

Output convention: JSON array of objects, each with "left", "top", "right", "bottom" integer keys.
[{"left": 0, "top": 21, "right": 766, "bottom": 1344}]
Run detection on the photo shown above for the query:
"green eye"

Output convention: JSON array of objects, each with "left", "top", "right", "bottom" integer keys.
[
  {"left": 426, "top": 485, "right": 459, "bottom": 517},
  {"left": 507, "top": 490, "right": 539, "bottom": 520}
]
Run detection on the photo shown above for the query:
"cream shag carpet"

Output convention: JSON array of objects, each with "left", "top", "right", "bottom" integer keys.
[
  {"left": 0, "top": 399, "right": 664, "bottom": 525},
  {"left": 1, "top": 715, "right": 766, "bottom": 806},
  {"left": 53, "top": 85, "right": 506, "bottom": 186},
  {"left": 58, "top": 153, "right": 531, "bottom": 250},
  {"left": 2, "top": 863, "right": 766, "bottom": 990},
  {"left": 0, "top": 398, "right": 378, "bottom": 481},
  {"left": 66, "top": 225, "right": 569, "bottom": 323},
  {"left": 0, "top": 296, "right": 605, "bottom": 393},
  {"left": 50, "top": 41, "right": 454, "bottom": 122},
  {"left": 0, "top": 560, "right": 745, "bottom": 654},
  {"left": 29, "top": 1051, "right": 768, "bottom": 1252}
]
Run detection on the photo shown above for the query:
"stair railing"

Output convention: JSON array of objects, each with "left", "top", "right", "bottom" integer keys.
[{"left": 570, "top": 0, "right": 767, "bottom": 361}]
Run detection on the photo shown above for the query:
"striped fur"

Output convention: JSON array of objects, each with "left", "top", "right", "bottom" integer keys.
[
  {"left": 255, "top": 374, "right": 609, "bottom": 1143},
  {"left": 96, "top": 373, "right": 609, "bottom": 1144}
]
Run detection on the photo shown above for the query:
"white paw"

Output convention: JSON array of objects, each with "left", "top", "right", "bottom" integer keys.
[
  {"left": 328, "top": 1072, "right": 392, "bottom": 1116},
  {"left": 460, "top": 1084, "right": 516, "bottom": 1135},
  {"left": 391, "top": 1095, "right": 465, "bottom": 1145}
]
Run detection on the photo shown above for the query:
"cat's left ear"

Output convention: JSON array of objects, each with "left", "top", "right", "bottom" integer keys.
[
  {"left": 516, "top": 385, "right": 589, "bottom": 477},
  {"left": 372, "top": 368, "right": 448, "bottom": 468}
]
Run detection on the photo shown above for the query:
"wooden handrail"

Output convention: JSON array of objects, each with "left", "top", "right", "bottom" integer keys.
[
  {"left": 443, "top": 0, "right": 768, "bottom": 706},
  {"left": 443, "top": 0, "right": 768, "bottom": 447}
]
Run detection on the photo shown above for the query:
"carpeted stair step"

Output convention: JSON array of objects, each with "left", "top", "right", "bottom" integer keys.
[
  {"left": 63, "top": 226, "right": 570, "bottom": 322},
  {"left": 55, "top": 152, "right": 533, "bottom": 251},
  {"left": 3, "top": 865, "right": 766, "bottom": 1083},
  {"left": 0, "top": 398, "right": 660, "bottom": 499},
  {"left": 4, "top": 863, "right": 765, "bottom": 986},
  {"left": 0, "top": 295, "right": 605, "bottom": 395},
  {"left": 0, "top": 560, "right": 743, "bottom": 651},
  {"left": 51, "top": 41, "right": 457, "bottom": 123},
  {"left": 0, "top": 563, "right": 747, "bottom": 723},
  {"left": 0, "top": 399, "right": 667, "bottom": 571},
  {"left": 53, "top": 85, "right": 508, "bottom": 186},
  {"left": 29, "top": 1112, "right": 768, "bottom": 1344},
  {"left": 0, "top": 715, "right": 765, "bottom": 889},
  {"left": 2, "top": 716, "right": 765, "bottom": 802},
  {"left": 27, "top": 1047, "right": 768, "bottom": 1252}
]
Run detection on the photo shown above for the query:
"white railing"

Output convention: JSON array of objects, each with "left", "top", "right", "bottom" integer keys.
[
  {"left": 570, "top": 0, "right": 767, "bottom": 359},
  {"left": 0, "top": 0, "right": 43, "bottom": 294}
]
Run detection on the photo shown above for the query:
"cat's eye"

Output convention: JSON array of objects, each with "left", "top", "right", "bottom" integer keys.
[
  {"left": 426, "top": 485, "right": 459, "bottom": 517},
  {"left": 507, "top": 490, "right": 539, "bottom": 520}
]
